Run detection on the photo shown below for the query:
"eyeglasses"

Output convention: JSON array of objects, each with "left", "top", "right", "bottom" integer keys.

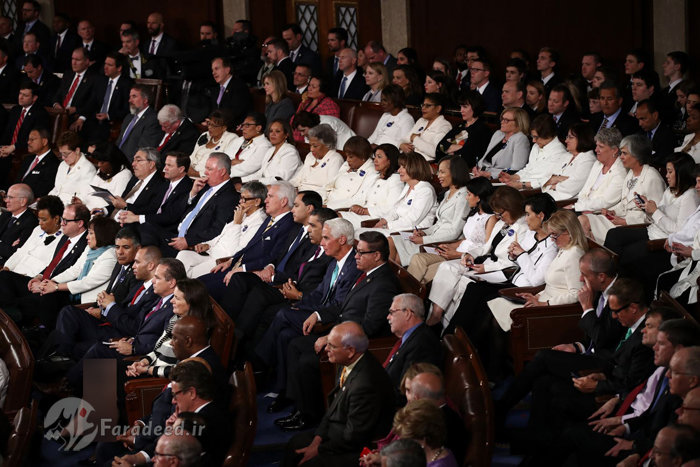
[
  {"left": 500, "top": 117, "right": 516, "bottom": 123},
  {"left": 388, "top": 308, "right": 409, "bottom": 315},
  {"left": 493, "top": 210, "right": 504, "bottom": 219},
  {"left": 549, "top": 231, "right": 568, "bottom": 239},
  {"left": 469, "top": 67, "right": 485, "bottom": 72},
  {"left": 609, "top": 302, "right": 635, "bottom": 313},
  {"left": 171, "top": 387, "right": 189, "bottom": 398},
  {"left": 669, "top": 369, "right": 693, "bottom": 377},
  {"left": 59, "top": 151, "right": 75, "bottom": 158},
  {"left": 355, "top": 250, "right": 377, "bottom": 256},
  {"left": 565, "top": 134, "right": 576, "bottom": 140},
  {"left": 240, "top": 197, "right": 257, "bottom": 202},
  {"left": 61, "top": 218, "right": 81, "bottom": 225},
  {"left": 132, "top": 158, "right": 148, "bottom": 164},
  {"left": 420, "top": 103, "right": 436, "bottom": 108}
]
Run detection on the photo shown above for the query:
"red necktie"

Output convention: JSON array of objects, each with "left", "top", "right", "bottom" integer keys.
[
  {"left": 10, "top": 108, "right": 26, "bottom": 145},
  {"left": 456, "top": 72, "right": 462, "bottom": 87},
  {"left": 23, "top": 156, "right": 40, "bottom": 180},
  {"left": 383, "top": 339, "right": 402, "bottom": 368},
  {"left": 63, "top": 73, "right": 81, "bottom": 107},
  {"left": 158, "top": 132, "right": 172, "bottom": 151},
  {"left": 353, "top": 272, "right": 367, "bottom": 288},
  {"left": 42, "top": 239, "right": 71, "bottom": 279},
  {"left": 234, "top": 144, "right": 245, "bottom": 160},
  {"left": 129, "top": 284, "right": 146, "bottom": 305},
  {"left": 144, "top": 298, "right": 164, "bottom": 321},
  {"left": 615, "top": 381, "right": 646, "bottom": 416}
]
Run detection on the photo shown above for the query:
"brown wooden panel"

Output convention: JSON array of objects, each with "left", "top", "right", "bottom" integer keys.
[
  {"left": 409, "top": 0, "right": 653, "bottom": 82},
  {"left": 251, "top": 0, "right": 288, "bottom": 44}
]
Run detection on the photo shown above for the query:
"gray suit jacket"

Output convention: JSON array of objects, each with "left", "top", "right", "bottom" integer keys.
[{"left": 116, "top": 106, "right": 164, "bottom": 161}]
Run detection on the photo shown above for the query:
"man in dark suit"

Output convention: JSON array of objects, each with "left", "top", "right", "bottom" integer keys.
[
  {"left": 142, "top": 12, "right": 178, "bottom": 58},
  {"left": 282, "top": 23, "right": 322, "bottom": 75},
  {"left": 16, "top": 32, "right": 51, "bottom": 73},
  {"left": 82, "top": 51, "right": 134, "bottom": 142},
  {"left": 0, "top": 203, "right": 88, "bottom": 321},
  {"left": 157, "top": 152, "right": 239, "bottom": 258},
  {"left": 636, "top": 99, "right": 677, "bottom": 165},
  {"left": 17, "top": 1, "right": 50, "bottom": 55},
  {"left": 121, "top": 152, "right": 193, "bottom": 237},
  {"left": 364, "top": 40, "right": 397, "bottom": 75},
  {"left": 549, "top": 84, "right": 581, "bottom": 143},
  {"left": 283, "top": 321, "right": 395, "bottom": 467},
  {"left": 0, "top": 16, "right": 14, "bottom": 46},
  {"left": 121, "top": 29, "right": 164, "bottom": 80},
  {"left": 15, "top": 128, "right": 58, "bottom": 198},
  {"left": 589, "top": 81, "right": 640, "bottom": 136},
  {"left": 52, "top": 47, "right": 100, "bottom": 129},
  {"left": 660, "top": 51, "right": 689, "bottom": 115},
  {"left": 76, "top": 20, "right": 108, "bottom": 72},
  {"left": 278, "top": 231, "right": 402, "bottom": 427},
  {"left": 537, "top": 47, "right": 563, "bottom": 95},
  {"left": 49, "top": 12, "right": 79, "bottom": 74},
  {"left": 265, "top": 38, "right": 295, "bottom": 92},
  {"left": 208, "top": 56, "right": 251, "bottom": 126},
  {"left": 155, "top": 105, "right": 199, "bottom": 156},
  {"left": 115, "top": 84, "right": 164, "bottom": 161},
  {"left": 324, "top": 27, "right": 347, "bottom": 83},
  {"left": 256, "top": 218, "right": 361, "bottom": 411},
  {"left": 495, "top": 278, "right": 656, "bottom": 445},
  {"left": 332, "top": 48, "right": 368, "bottom": 100},
  {"left": 22, "top": 54, "right": 59, "bottom": 106},
  {"left": 470, "top": 58, "right": 501, "bottom": 113},
  {"left": 0, "top": 43, "right": 21, "bottom": 104},
  {"left": 107, "top": 147, "right": 167, "bottom": 220},
  {"left": 501, "top": 80, "right": 537, "bottom": 120},
  {"left": 0, "top": 183, "right": 37, "bottom": 265}
]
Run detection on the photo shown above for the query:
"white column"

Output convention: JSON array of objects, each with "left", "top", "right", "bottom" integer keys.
[
  {"left": 652, "top": 0, "right": 687, "bottom": 77},
  {"left": 380, "top": 0, "right": 410, "bottom": 56},
  {"left": 222, "top": 0, "right": 250, "bottom": 36}
]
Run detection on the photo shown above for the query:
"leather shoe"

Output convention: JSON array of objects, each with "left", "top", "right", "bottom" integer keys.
[
  {"left": 274, "top": 410, "right": 301, "bottom": 427},
  {"left": 279, "top": 413, "right": 314, "bottom": 431},
  {"left": 267, "top": 395, "right": 291, "bottom": 413}
]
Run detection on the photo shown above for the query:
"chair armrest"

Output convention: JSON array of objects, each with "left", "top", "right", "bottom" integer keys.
[
  {"left": 360, "top": 219, "right": 380, "bottom": 228},
  {"left": 124, "top": 377, "right": 169, "bottom": 425},
  {"left": 647, "top": 239, "right": 666, "bottom": 252},
  {"left": 75, "top": 302, "right": 96, "bottom": 310},
  {"left": 616, "top": 223, "right": 650, "bottom": 229},
  {"left": 555, "top": 198, "right": 578, "bottom": 209},
  {"left": 520, "top": 188, "right": 542, "bottom": 197},
  {"left": 498, "top": 285, "right": 545, "bottom": 300},
  {"left": 312, "top": 323, "right": 333, "bottom": 334}
]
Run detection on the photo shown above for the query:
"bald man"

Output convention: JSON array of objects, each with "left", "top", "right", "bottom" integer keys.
[
  {"left": 142, "top": 12, "right": 178, "bottom": 57},
  {"left": 283, "top": 322, "right": 395, "bottom": 466},
  {"left": 153, "top": 433, "right": 202, "bottom": 467},
  {"left": 678, "top": 386, "right": 700, "bottom": 431},
  {"left": 333, "top": 48, "right": 368, "bottom": 100},
  {"left": 0, "top": 183, "right": 37, "bottom": 265}
]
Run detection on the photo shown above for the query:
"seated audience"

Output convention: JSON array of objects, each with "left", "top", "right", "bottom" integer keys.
[
  {"left": 505, "top": 57, "right": 527, "bottom": 83},
  {"left": 362, "top": 62, "right": 389, "bottom": 103},
  {"left": 106, "top": 147, "right": 167, "bottom": 220},
  {"left": 470, "top": 57, "right": 501, "bottom": 113},
  {"left": 74, "top": 143, "right": 132, "bottom": 211},
  {"left": 636, "top": 99, "right": 677, "bottom": 164},
  {"left": 525, "top": 80, "right": 547, "bottom": 115},
  {"left": 407, "top": 176, "right": 496, "bottom": 283},
  {"left": 393, "top": 64, "right": 423, "bottom": 107},
  {"left": 399, "top": 93, "right": 452, "bottom": 161},
  {"left": 367, "top": 84, "right": 415, "bottom": 148},
  {"left": 590, "top": 81, "right": 640, "bottom": 136},
  {"left": 114, "top": 84, "right": 164, "bottom": 162},
  {"left": 208, "top": 56, "right": 251, "bottom": 126},
  {"left": 228, "top": 112, "right": 272, "bottom": 179},
  {"left": 571, "top": 127, "right": 627, "bottom": 212},
  {"left": 291, "top": 75, "right": 340, "bottom": 142},
  {"left": 541, "top": 122, "right": 597, "bottom": 200},
  {"left": 263, "top": 70, "right": 296, "bottom": 127},
  {"left": 435, "top": 90, "right": 492, "bottom": 167},
  {"left": 499, "top": 114, "right": 569, "bottom": 189},
  {"left": 676, "top": 103, "right": 700, "bottom": 163},
  {"left": 0, "top": 183, "right": 37, "bottom": 266},
  {"left": 155, "top": 105, "right": 199, "bottom": 157},
  {"left": 389, "top": 156, "right": 469, "bottom": 266},
  {"left": 326, "top": 136, "right": 379, "bottom": 209},
  {"left": 15, "top": 128, "right": 60, "bottom": 199},
  {"left": 579, "top": 134, "right": 666, "bottom": 243},
  {"left": 293, "top": 110, "right": 356, "bottom": 148},
  {"left": 290, "top": 123, "right": 344, "bottom": 198},
  {"left": 245, "top": 118, "right": 301, "bottom": 184},
  {"left": 659, "top": 227, "right": 700, "bottom": 307},
  {"left": 548, "top": 83, "right": 581, "bottom": 142},
  {"left": 424, "top": 70, "right": 456, "bottom": 110},
  {"left": 473, "top": 107, "right": 531, "bottom": 178},
  {"left": 189, "top": 110, "right": 239, "bottom": 177},
  {"left": 332, "top": 48, "right": 369, "bottom": 100},
  {"left": 48, "top": 131, "right": 96, "bottom": 205}
]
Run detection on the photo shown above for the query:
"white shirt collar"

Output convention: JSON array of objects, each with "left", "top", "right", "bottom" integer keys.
[
  {"left": 334, "top": 247, "right": 353, "bottom": 273},
  {"left": 476, "top": 81, "right": 489, "bottom": 94}
]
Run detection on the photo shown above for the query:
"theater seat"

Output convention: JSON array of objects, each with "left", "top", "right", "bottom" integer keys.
[
  {"left": 223, "top": 362, "right": 257, "bottom": 467},
  {"left": 4, "top": 400, "right": 38, "bottom": 467},
  {"left": 0, "top": 308, "right": 34, "bottom": 420}
]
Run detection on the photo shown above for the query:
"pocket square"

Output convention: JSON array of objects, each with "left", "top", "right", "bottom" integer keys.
[{"left": 264, "top": 236, "right": 271, "bottom": 240}]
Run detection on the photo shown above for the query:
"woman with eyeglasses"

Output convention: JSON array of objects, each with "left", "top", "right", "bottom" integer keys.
[
  {"left": 427, "top": 187, "right": 530, "bottom": 331},
  {"left": 228, "top": 112, "right": 272, "bottom": 179},
  {"left": 399, "top": 93, "right": 452, "bottom": 162},
  {"left": 290, "top": 123, "right": 344, "bottom": 198},
  {"left": 389, "top": 156, "right": 469, "bottom": 266},
  {"left": 435, "top": 90, "right": 492, "bottom": 168},
  {"left": 49, "top": 131, "right": 97, "bottom": 205},
  {"left": 189, "top": 110, "right": 239, "bottom": 177},
  {"left": 499, "top": 114, "right": 569, "bottom": 190},
  {"left": 340, "top": 144, "right": 405, "bottom": 230},
  {"left": 245, "top": 119, "right": 301, "bottom": 185},
  {"left": 407, "top": 177, "right": 496, "bottom": 284},
  {"left": 579, "top": 134, "right": 666, "bottom": 243},
  {"left": 541, "top": 123, "right": 597, "bottom": 200},
  {"left": 75, "top": 142, "right": 132, "bottom": 211},
  {"left": 473, "top": 107, "right": 530, "bottom": 179},
  {"left": 177, "top": 181, "right": 268, "bottom": 278},
  {"left": 367, "top": 85, "right": 416, "bottom": 149},
  {"left": 326, "top": 136, "right": 379, "bottom": 209}
]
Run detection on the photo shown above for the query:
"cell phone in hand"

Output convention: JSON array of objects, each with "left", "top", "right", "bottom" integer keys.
[{"left": 634, "top": 193, "right": 644, "bottom": 205}]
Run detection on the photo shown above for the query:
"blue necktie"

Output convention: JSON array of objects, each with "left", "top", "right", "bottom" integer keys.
[
  {"left": 119, "top": 115, "right": 140, "bottom": 148},
  {"left": 339, "top": 76, "right": 348, "bottom": 99},
  {"left": 277, "top": 230, "right": 305, "bottom": 273},
  {"left": 178, "top": 188, "right": 213, "bottom": 237},
  {"left": 323, "top": 263, "right": 340, "bottom": 303},
  {"left": 100, "top": 79, "right": 113, "bottom": 114},
  {"left": 650, "top": 377, "right": 669, "bottom": 410}
]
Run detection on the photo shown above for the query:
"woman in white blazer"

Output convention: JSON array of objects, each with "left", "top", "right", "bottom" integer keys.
[
  {"left": 542, "top": 123, "right": 597, "bottom": 200},
  {"left": 606, "top": 153, "right": 699, "bottom": 260},
  {"left": 244, "top": 119, "right": 301, "bottom": 184},
  {"left": 580, "top": 134, "right": 666, "bottom": 243},
  {"left": 326, "top": 136, "right": 379, "bottom": 209},
  {"left": 473, "top": 107, "right": 531, "bottom": 179},
  {"left": 189, "top": 110, "right": 240, "bottom": 177},
  {"left": 76, "top": 144, "right": 132, "bottom": 211},
  {"left": 427, "top": 187, "right": 530, "bottom": 331},
  {"left": 487, "top": 209, "right": 588, "bottom": 332},
  {"left": 399, "top": 93, "right": 452, "bottom": 162},
  {"left": 340, "top": 144, "right": 405, "bottom": 230},
  {"left": 675, "top": 104, "right": 700, "bottom": 163},
  {"left": 389, "top": 156, "right": 469, "bottom": 266},
  {"left": 572, "top": 127, "right": 627, "bottom": 212},
  {"left": 500, "top": 115, "right": 569, "bottom": 190},
  {"left": 357, "top": 152, "right": 437, "bottom": 236},
  {"left": 49, "top": 131, "right": 97, "bottom": 205},
  {"left": 367, "top": 84, "right": 415, "bottom": 148},
  {"left": 290, "top": 123, "right": 345, "bottom": 198},
  {"left": 229, "top": 113, "right": 273, "bottom": 178},
  {"left": 178, "top": 182, "right": 268, "bottom": 278},
  {"left": 39, "top": 217, "right": 119, "bottom": 313}
]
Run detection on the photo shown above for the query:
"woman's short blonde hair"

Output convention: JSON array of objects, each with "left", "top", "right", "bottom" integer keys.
[
  {"left": 502, "top": 107, "right": 530, "bottom": 135},
  {"left": 393, "top": 399, "right": 446, "bottom": 449},
  {"left": 545, "top": 209, "right": 589, "bottom": 251},
  {"left": 264, "top": 70, "right": 288, "bottom": 104},
  {"left": 366, "top": 62, "right": 390, "bottom": 90}
]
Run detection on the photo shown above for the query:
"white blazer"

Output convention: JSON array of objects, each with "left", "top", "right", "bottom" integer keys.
[
  {"left": 676, "top": 133, "right": 700, "bottom": 164},
  {"left": 538, "top": 246, "right": 586, "bottom": 305},
  {"left": 647, "top": 187, "right": 700, "bottom": 240},
  {"left": 573, "top": 157, "right": 628, "bottom": 212},
  {"left": 516, "top": 138, "right": 569, "bottom": 188},
  {"left": 80, "top": 168, "right": 132, "bottom": 211},
  {"left": 228, "top": 134, "right": 273, "bottom": 178},
  {"left": 190, "top": 131, "right": 240, "bottom": 176},
  {"left": 53, "top": 247, "right": 118, "bottom": 303},
  {"left": 510, "top": 234, "right": 559, "bottom": 287},
  {"left": 482, "top": 216, "right": 530, "bottom": 273},
  {"left": 368, "top": 109, "right": 415, "bottom": 147},
  {"left": 290, "top": 150, "right": 345, "bottom": 198},
  {"left": 403, "top": 116, "right": 452, "bottom": 161},
  {"left": 326, "top": 159, "right": 380, "bottom": 209},
  {"left": 477, "top": 131, "right": 531, "bottom": 177},
  {"left": 385, "top": 181, "right": 438, "bottom": 231},
  {"left": 421, "top": 187, "right": 469, "bottom": 244},
  {"left": 49, "top": 155, "right": 97, "bottom": 205},
  {"left": 4, "top": 226, "right": 63, "bottom": 276},
  {"left": 208, "top": 208, "right": 267, "bottom": 259},
  {"left": 243, "top": 142, "right": 301, "bottom": 184},
  {"left": 542, "top": 150, "right": 597, "bottom": 200},
  {"left": 365, "top": 174, "right": 406, "bottom": 217},
  {"left": 608, "top": 164, "right": 666, "bottom": 224}
]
